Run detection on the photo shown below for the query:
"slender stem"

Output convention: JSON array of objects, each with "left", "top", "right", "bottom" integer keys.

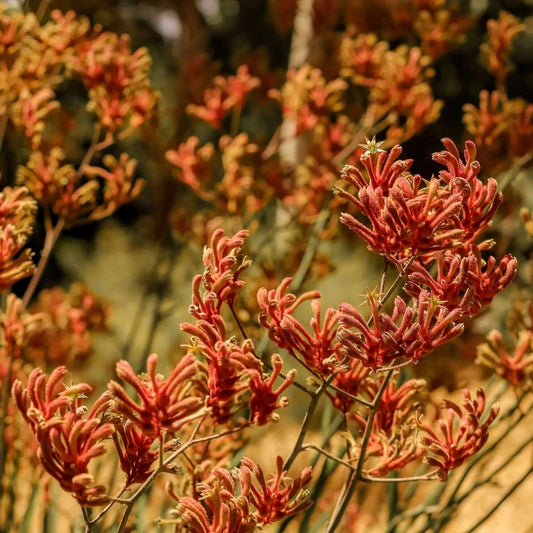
[
  {"left": 0, "top": 354, "right": 12, "bottom": 492},
  {"left": 75, "top": 125, "right": 109, "bottom": 180},
  {"left": 228, "top": 302, "right": 249, "bottom": 341},
  {"left": 35, "top": 0, "right": 51, "bottom": 21},
  {"left": 22, "top": 213, "right": 65, "bottom": 308},
  {"left": 328, "top": 383, "right": 373, "bottom": 409},
  {"left": 301, "top": 443, "right": 355, "bottom": 470},
  {"left": 81, "top": 507, "right": 91, "bottom": 532},
  {"left": 88, "top": 488, "right": 126, "bottom": 525},
  {"left": 291, "top": 213, "right": 330, "bottom": 290},
  {"left": 385, "top": 504, "right": 442, "bottom": 533},
  {"left": 325, "top": 368, "right": 395, "bottom": 533},
  {"left": 136, "top": 245, "right": 179, "bottom": 373},
  {"left": 230, "top": 106, "right": 241, "bottom": 137},
  {"left": 360, "top": 471, "right": 439, "bottom": 483},
  {"left": 158, "top": 435, "right": 165, "bottom": 470},
  {"left": 283, "top": 375, "right": 334, "bottom": 471}
]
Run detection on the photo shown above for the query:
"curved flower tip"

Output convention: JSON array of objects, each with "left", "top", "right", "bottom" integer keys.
[{"left": 419, "top": 388, "right": 499, "bottom": 480}]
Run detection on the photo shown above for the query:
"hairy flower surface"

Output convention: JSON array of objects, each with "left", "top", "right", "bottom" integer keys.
[
  {"left": 184, "top": 230, "right": 293, "bottom": 425},
  {"left": 257, "top": 277, "right": 339, "bottom": 375},
  {"left": 246, "top": 354, "right": 295, "bottom": 426},
  {"left": 112, "top": 421, "right": 157, "bottom": 485},
  {"left": 12, "top": 366, "right": 113, "bottom": 505},
  {"left": 338, "top": 290, "right": 464, "bottom": 370},
  {"left": 109, "top": 353, "right": 204, "bottom": 437},
  {"left": 419, "top": 389, "right": 499, "bottom": 480},
  {"left": 174, "top": 457, "right": 312, "bottom": 532},
  {"left": 405, "top": 246, "right": 517, "bottom": 317}
]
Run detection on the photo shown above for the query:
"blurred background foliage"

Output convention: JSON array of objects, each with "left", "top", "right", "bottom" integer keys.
[{"left": 0, "top": 0, "right": 529, "bottom": 402}]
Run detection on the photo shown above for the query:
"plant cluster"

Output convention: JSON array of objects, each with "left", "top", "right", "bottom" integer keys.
[{"left": 0, "top": 1, "right": 532, "bottom": 533}]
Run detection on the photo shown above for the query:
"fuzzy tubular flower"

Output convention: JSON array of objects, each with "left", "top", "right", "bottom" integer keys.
[
  {"left": 246, "top": 354, "right": 295, "bottom": 426},
  {"left": 112, "top": 420, "right": 158, "bottom": 485},
  {"left": 338, "top": 291, "right": 464, "bottom": 370},
  {"left": 12, "top": 366, "right": 113, "bottom": 505},
  {"left": 419, "top": 388, "right": 499, "bottom": 481},
  {"left": 174, "top": 456, "right": 312, "bottom": 532},
  {"left": 257, "top": 278, "right": 340, "bottom": 375},
  {"left": 109, "top": 353, "right": 204, "bottom": 438},
  {"left": 405, "top": 245, "right": 517, "bottom": 317}
]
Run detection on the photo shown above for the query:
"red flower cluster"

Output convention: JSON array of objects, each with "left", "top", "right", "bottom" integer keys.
[
  {"left": 109, "top": 353, "right": 204, "bottom": 438},
  {"left": 112, "top": 421, "right": 158, "bottom": 485},
  {"left": 419, "top": 389, "right": 499, "bottom": 481},
  {"left": 405, "top": 245, "right": 517, "bottom": 317},
  {"left": 12, "top": 367, "right": 113, "bottom": 505},
  {"left": 175, "top": 456, "right": 312, "bottom": 532},
  {"left": 336, "top": 139, "right": 516, "bottom": 371},
  {"left": 338, "top": 292, "right": 463, "bottom": 370},
  {"left": 257, "top": 277, "right": 340, "bottom": 375},
  {"left": 182, "top": 229, "right": 294, "bottom": 426},
  {"left": 337, "top": 139, "right": 502, "bottom": 262}
]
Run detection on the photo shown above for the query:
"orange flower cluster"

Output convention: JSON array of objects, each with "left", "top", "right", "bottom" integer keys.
[
  {"left": 477, "top": 330, "right": 533, "bottom": 390},
  {"left": 167, "top": 133, "right": 281, "bottom": 216},
  {"left": 12, "top": 367, "right": 113, "bottom": 505},
  {"left": 481, "top": 11, "right": 524, "bottom": 90},
  {"left": 463, "top": 90, "right": 533, "bottom": 172},
  {"left": 0, "top": 6, "right": 154, "bottom": 227},
  {"left": 339, "top": 34, "right": 442, "bottom": 142},
  {"left": 344, "top": 0, "right": 473, "bottom": 59},
  {"left": 186, "top": 65, "right": 260, "bottom": 129},
  {"left": 0, "top": 187, "right": 36, "bottom": 291},
  {"left": 24, "top": 283, "right": 108, "bottom": 366}
]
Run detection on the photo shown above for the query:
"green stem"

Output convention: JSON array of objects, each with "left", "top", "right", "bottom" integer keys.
[{"left": 325, "top": 368, "right": 395, "bottom": 533}]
